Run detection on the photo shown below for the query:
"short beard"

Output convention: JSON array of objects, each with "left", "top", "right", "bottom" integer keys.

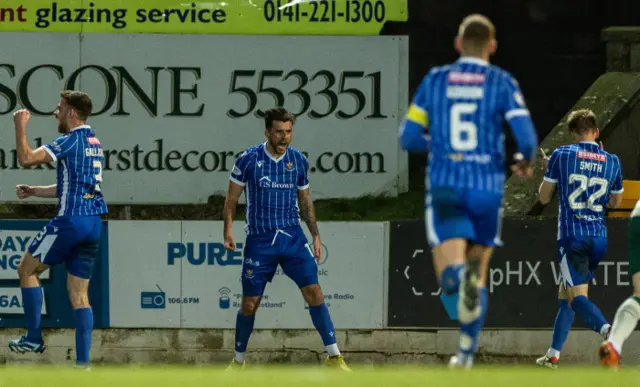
[{"left": 57, "top": 122, "right": 69, "bottom": 134}]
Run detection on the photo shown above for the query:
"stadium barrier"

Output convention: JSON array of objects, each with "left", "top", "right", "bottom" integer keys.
[
  {"left": 388, "top": 218, "right": 634, "bottom": 328},
  {"left": 0, "top": 220, "right": 387, "bottom": 330},
  {"left": 1, "top": 218, "right": 635, "bottom": 330},
  {"left": 0, "top": 218, "right": 638, "bottom": 365}
]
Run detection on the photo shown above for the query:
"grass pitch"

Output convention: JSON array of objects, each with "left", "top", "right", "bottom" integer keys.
[{"left": 0, "top": 365, "right": 638, "bottom": 387}]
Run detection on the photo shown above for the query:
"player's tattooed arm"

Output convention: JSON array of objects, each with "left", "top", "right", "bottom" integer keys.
[
  {"left": 224, "top": 182, "right": 244, "bottom": 231},
  {"left": 297, "top": 188, "right": 320, "bottom": 238}
]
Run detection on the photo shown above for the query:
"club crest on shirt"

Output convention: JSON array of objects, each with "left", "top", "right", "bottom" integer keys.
[{"left": 286, "top": 162, "right": 294, "bottom": 171}]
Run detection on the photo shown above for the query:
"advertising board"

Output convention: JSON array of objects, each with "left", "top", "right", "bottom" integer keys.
[
  {"left": 109, "top": 220, "right": 386, "bottom": 329},
  {"left": 0, "top": 33, "right": 409, "bottom": 204}
]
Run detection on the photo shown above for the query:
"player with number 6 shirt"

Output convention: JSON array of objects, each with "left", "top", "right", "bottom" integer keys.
[
  {"left": 398, "top": 14, "right": 538, "bottom": 369},
  {"left": 8, "top": 91, "right": 107, "bottom": 370}
]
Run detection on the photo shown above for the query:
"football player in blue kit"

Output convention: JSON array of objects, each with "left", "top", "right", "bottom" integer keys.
[
  {"left": 9, "top": 91, "right": 108, "bottom": 370},
  {"left": 399, "top": 14, "right": 539, "bottom": 368},
  {"left": 535, "top": 109, "right": 623, "bottom": 368},
  {"left": 223, "top": 107, "right": 349, "bottom": 371}
]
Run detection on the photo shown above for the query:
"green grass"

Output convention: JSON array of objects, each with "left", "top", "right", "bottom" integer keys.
[{"left": 1, "top": 365, "right": 638, "bottom": 386}]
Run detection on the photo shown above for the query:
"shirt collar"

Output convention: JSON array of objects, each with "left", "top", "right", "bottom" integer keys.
[
  {"left": 457, "top": 56, "right": 489, "bottom": 66},
  {"left": 70, "top": 124, "right": 91, "bottom": 132}
]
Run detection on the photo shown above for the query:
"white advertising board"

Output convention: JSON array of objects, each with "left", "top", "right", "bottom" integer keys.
[
  {"left": 108, "top": 221, "right": 183, "bottom": 328},
  {"left": 0, "top": 32, "right": 408, "bottom": 204},
  {"left": 0, "top": 229, "right": 50, "bottom": 280},
  {"left": 0, "top": 287, "right": 47, "bottom": 315},
  {"left": 109, "top": 221, "right": 386, "bottom": 329}
]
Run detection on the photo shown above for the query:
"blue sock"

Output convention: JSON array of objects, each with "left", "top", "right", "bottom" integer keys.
[
  {"left": 234, "top": 312, "right": 256, "bottom": 353},
  {"left": 309, "top": 304, "right": 337, "bottom": 346},
  {"left": 440, "top": 265, "right": 463, "bottom": 295},
  {"left": 571, "top": 295, "right": 608, "bottom": 334},
  {"left": 458, "top": 288, "right": 488, "bottom": 364},
  {"left": 74, "top": 308, "right": 93, "bottom": 365},
  {"left": 550, "top": 299, "right": 574, "bottom": 352},
  {"left": 21, "top": 287, "right": 43, "bottom": 342}
]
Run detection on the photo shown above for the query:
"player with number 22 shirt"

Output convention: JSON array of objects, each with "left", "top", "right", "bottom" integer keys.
[
  {"left": 535, "top": 109, "right": 623, "bottom": 369},
  {"left": 9, "top": 91, "right": 107, "bottom": 370},
  {"left": 399, "top": 14, "right": 538, "bottom": 369}
]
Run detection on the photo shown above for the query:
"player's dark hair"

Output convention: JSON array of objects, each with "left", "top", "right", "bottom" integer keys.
[
  {"left": 567, "top": 109, "right": 597, "bottom": 135},
  {"left": 60, "top": 90, "right": 92, "bottom": 121},
  {"left": 458, "top": 14, "right": 495, "bottom": 53},
  {"left": 264, "top": 107, "right": 295, "bottom": 130}
]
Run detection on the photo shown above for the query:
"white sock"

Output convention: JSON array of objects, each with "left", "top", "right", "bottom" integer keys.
[
  {"left": 608, "top": 297, "right": 640, "bottom": 354},
  {"left": 235, "top": 351, "right": 245, "bottom": 363},
  {"left": 326, "top": 343, "right": 340, "bottom": 357},
  {"left": 546, "top": 348, "right": 560, "bottom": 359},
  {"left": 600, "top": 324, "right": 611, "bottom": 337}
]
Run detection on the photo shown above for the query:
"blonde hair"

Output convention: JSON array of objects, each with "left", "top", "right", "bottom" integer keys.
[
  {"left": 457, "top": 14, "right": 495, "bottom": 55},
  {"left": 567, "top": 109, "right": 598, "bottom": 135}
]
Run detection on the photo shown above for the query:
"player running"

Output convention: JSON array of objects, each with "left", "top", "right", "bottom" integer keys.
[
  {"left": 599, "top": 198, "right": 640, "bottom": 368},
  {"left": 535, "top": 109, "right": 623, "bottom": 369},
  {"left": 223, "top": 107, "right": 349, "bottom": 371},
  {"left": 9, "top": 91, "right": 107, "bottom": 369},
  {"left": 399, "top": 14, "right": 538, "bottom": 369}
]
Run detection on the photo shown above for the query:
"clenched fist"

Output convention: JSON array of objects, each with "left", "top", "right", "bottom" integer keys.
[
  {"left": 13, "top": 109, "right": 31, "bottom": 130},
  {"left": 16, "top": 185, "right": 35, "bottom": 200}
]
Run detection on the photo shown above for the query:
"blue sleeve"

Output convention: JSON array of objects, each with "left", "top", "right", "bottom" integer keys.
[
  {"left": 611, "top": 156, "right": 624, "bottom": 194},
  {"left": 399, "top": 74, "right": 431, "bottom": 152},
  {"left": 43, "top": 135, "right": 78, "bottom": 161},
  {"left": 229, "top": 151, "right": 252, "bottom": 186},
  {"left": 297, "top": 154, "right": 310, "bottom": 190},
  {"left": 543, "top": 150, "right": 561, "bottom": 184},
  {"left": 501, "top": 73, "right": 538, "bottom": 162}
]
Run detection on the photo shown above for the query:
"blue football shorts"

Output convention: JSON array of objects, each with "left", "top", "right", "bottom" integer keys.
[
  {"left": 28, "top": 216, "right": 102, "bottom": 279},
  {"left": 241, "top": 225, "right": 319, "bottom": 297},
  {"left": 557, "top": 236, "right": 607, "bottom": 288},
  {"left": 425, "top": 187, "right": 504, "bottom": 248}
]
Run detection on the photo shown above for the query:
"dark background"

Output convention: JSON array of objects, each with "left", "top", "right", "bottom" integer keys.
[
  {"left": 387, "top": 218, "right": 632, "bottom": 328},
  {"left": 383, "top": 0, "right": 640, "bottom": 189}
]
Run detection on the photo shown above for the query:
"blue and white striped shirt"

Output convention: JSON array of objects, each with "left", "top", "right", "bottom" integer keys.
[
  {"left": 399, "top": 57, "right": 538, "bottom": 194},
  {"left": 544, "top": 141, "right": 623, "bottom": 239},
  {"left": 229, "top": 143, "right": 309, "bottom": 235},
  {"left": 42, "top": 125, "right": 108, "bottom": 217}
]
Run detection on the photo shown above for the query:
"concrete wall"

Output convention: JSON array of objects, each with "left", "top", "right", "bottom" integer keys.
[{"left": 4, "top": 328, "right": 639, "bottom": 366}]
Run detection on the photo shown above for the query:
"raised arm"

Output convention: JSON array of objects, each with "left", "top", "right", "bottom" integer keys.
[
  {"left": 13, "top": 110, "right": 54, "bottom": 168},
  {"left": 538, "top": 149, "right": 560, "bottom": 205}
]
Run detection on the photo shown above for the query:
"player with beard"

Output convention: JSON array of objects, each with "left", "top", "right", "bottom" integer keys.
[
  {"left": 8, "top": 91, "right": 107, "bottom": 370},
  {"left": 223, "top": 107, "right": 349, "bottom": 370}
]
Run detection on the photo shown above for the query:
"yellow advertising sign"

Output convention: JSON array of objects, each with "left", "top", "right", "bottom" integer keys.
[{"left": 0, "top": 0, "right": 407, "bottom": 35}]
